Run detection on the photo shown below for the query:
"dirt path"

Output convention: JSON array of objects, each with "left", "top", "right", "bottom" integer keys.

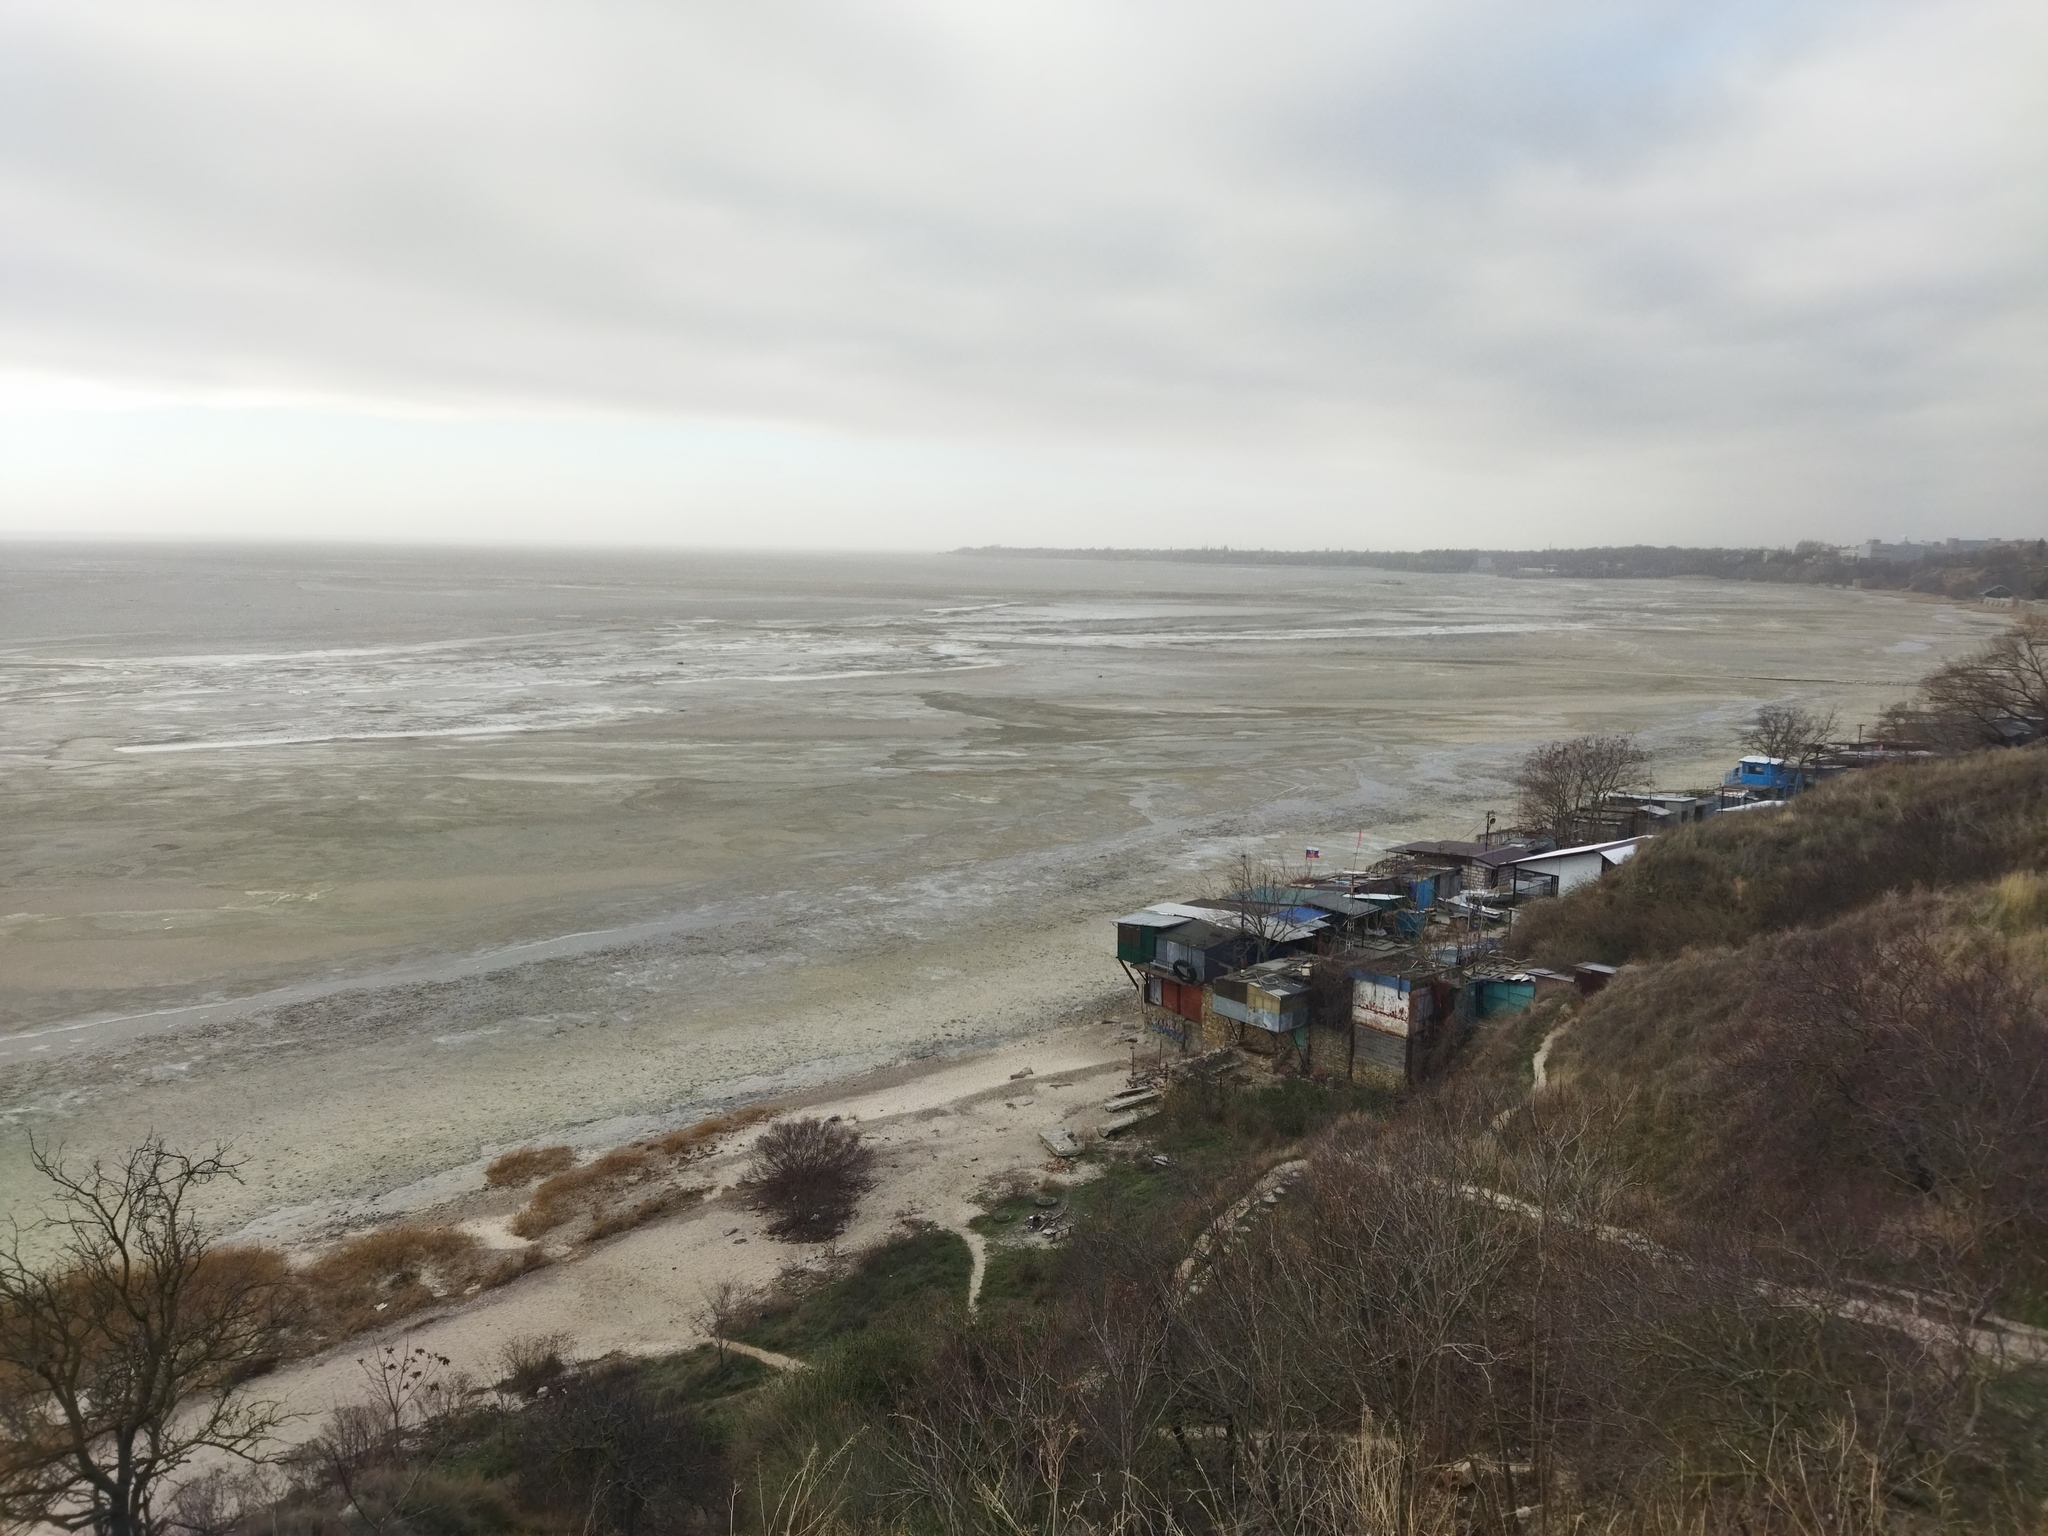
[
  {"left": 722, "top": 1340, "right": 802, "bottom": 1372},
  {"left": 1529, "top": 1021, "right": 1569, "bottom": 1092},
  {"left": 1174, "top": 1159, "right": 1308, "bottom": 1292},
  {"left": 958, "top": 1225, "right": 990, "bottom": 1312}
]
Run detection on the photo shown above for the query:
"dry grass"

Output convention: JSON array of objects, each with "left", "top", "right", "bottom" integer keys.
[
  {"left": 298, "top": 1224, "right": 544, "bottom": 1341},
  {"left": 658, "top": 1105, "right": 774, "bottom": 1158},
  {"left": 484, "top": 1145, "right": 576, "bottom": 1188},
  {"left": 503, "top": 1106, "right": 775, "bottom": 1242},
  {"left": 508, "top": 1144, "right": 712, "bottom": 1240},
  {"left": 509, "top": 1147, "right": 660, "bottom": 1239},
  {"left": 1990, "top": 869, "right": 2048, "bottom": 934},
  {"left": 1511, "top": 749, "right": 2048, "bottom": 968}
]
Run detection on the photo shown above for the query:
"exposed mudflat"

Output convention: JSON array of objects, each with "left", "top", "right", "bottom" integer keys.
[{"left": 0, "top": 544, "right": 2004, "bottom": 1235}]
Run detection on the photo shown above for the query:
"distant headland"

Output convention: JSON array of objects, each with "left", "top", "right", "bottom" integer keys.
[{"left": 957, "top": 539, "right": 2048, "bottom": 600}]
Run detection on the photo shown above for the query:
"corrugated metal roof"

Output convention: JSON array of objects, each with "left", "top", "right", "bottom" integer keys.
[
  {"left": 1149, "top": 900, "right": 1327, "bottom": 942},
  {"left": 1393, "top": 840, "right": 1490, "bottom": 860},
  {"left": 1249, "top": 977, "right": 1311, "bottom": 999},
  {"left": 1501, "top": 836, "right": 1648, "bottom": 866},
  {"left": 1116, "top": 908, "right": 1191, "bottom": 929},
  {"left": 1148, "top": 901, "right": 1236, "bottom": 922}
]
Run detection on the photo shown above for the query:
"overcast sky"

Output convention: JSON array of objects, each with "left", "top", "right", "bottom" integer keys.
[{"left": 2, "top": 1, "right": 2042, "bottom": 550}]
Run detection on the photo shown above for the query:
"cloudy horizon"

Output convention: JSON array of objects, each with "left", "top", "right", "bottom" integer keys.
[{"left": 2, "top": 1, "right": 2042, "bottom": 550}]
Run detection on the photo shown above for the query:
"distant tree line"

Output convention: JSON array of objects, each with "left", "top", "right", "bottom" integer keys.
[{"left": 959, "top": 540, "right": 2048, "bottom": 598}]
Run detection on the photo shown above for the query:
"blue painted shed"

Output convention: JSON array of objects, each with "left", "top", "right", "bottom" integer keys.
[{"left": 1727, "top": 755, "right": 1804, "bottom": 794}]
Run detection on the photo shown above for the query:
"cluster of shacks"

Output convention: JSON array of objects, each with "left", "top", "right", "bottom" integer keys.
[
  {"left": 1115, "top": 751, "right": 1850, "bottom": 1084},
  {"left": 1113, "top": 839, "right": 1655, "bottom": 1083}
]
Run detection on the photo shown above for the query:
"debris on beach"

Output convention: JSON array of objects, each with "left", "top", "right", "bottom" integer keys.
[
  {"left": 1098, "top": 1108, "right": 1158, "bottom": 1138},
  {"left": 1040, "top": 1127, "right": 1082, "bottom": 1158}
]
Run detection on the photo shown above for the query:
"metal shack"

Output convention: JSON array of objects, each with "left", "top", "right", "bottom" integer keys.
[
  {"left": 1469, "top": 966, "right": 1576, "bottom": 1018},
  {"left": 1208, "top": 957, "right": 1315, "bottom": 1054},
  {"left": 1727, "top": 755, "right": 1805, "bottom": 796},
  {"left": 1154, "top": 918, "right": 1255, "bottom": 983},
  {"left": 1115, "top": 907, "right": 1187, "bottom": 966},
  {"left": 1495, "top": 836, "right": 1646, "bottom": 898},
  {"left": 1144, "top": 971, "right": 1205, "bottom": 1030},
  {"left": 1349, "top": 967, "right": 1444, "bottom": 1082}
]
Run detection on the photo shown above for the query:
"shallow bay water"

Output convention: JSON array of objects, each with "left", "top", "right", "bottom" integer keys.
[{"left": 0, "top": 544, "right": 2004, "bottom": 1233}]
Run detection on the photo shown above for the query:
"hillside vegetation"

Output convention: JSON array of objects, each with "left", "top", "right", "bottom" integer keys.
[
  {"left": 1505, "top": 749, "right": 2048, "bottom": 1322},
  {"left": 1534, "top": 885, "right": 2048, "bottom": 1305},
  {"left": 1510, "top": 749, "right": 2048, "bottom": 966}
]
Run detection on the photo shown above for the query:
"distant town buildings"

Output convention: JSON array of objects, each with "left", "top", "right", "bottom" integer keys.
[{"left": 1855, "top": 537, "right": 1998, "bottom": 563}]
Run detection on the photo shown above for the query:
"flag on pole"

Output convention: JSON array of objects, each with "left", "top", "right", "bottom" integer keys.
[{"left": 1305, "top": 846, "right": 1321, "bottom": 860}]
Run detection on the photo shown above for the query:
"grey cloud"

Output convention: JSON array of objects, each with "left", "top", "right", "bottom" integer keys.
[{"left": 0, "top": 0, "right": 2041, "bottom": 539}]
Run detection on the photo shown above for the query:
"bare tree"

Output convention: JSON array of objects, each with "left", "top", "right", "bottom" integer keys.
[
  {"left": 739, "top": 1120, "right": 877, "bottom": 1241},
  {"left": 1206, "top": 851, "right": 1311, "bottom": 963},
  {"left": 693, "top": 1282, "right": 744, "bottom": 1363},
  {"left": 0, "top": 1138, "right": 296, "bottom": 1536},
  {"left": 1509, "top": 735, "right": 1651, "bottom": 842},
  {"left": 1889, "top": 615, "right": 2048, "bottom": 750},
  {"left": 1741, "top": 703, "right": 1838, "bottom": 767},
  {"left": 312, "top": 1341, "right": 459, "bottom": 1536}
]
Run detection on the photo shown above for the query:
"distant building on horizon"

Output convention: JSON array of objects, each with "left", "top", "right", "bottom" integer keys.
[{"left": 1857, "top": 537, "right": 1998, "bottom": 562}]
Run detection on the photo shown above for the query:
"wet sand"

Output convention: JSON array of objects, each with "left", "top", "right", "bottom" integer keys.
[{"left": 0, "top": 544, "right": 2006, "bottom": 1235}]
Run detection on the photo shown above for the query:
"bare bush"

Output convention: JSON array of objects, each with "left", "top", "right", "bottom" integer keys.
[
  {"left": 308, "top": 1340, "right": 467, "bottom": 1536},
  {"left": 1717, "top": 901, "right": 2048, "bottom": 1272},
  {"left": 739, "top": 1119, "right": 877, "bottom": 1241},
  {"left": 694, "top": 1281, "right": 747, "bottom": 1362},
  {"left": 497, "top": 1332, "right": 570, "bottom": 1397},
  {"left": 507, "top": 1360, "right": 725, "bottom": 1535}
]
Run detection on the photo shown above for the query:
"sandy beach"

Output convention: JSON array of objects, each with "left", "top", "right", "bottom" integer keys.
[
  {"left": 201, "top": 1018, "right": 1137, "bottom": 1458},
  {"left": 0, "top": 546, "right": 2009, "bottom": 1244}
]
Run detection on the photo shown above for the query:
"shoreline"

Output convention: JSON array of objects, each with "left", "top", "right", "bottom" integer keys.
[{"left": 5, "top": 554, "right": 2007, "bottom": 1244}]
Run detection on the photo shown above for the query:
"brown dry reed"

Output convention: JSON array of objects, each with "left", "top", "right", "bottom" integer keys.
[
  {"left": 482, "top": 1145, "right": 575, "bottom": 1188},
  {"left": 299, "top": 1224, "right": 542, "bottom": 1341},
  {"left": 658, "top": 1104, "right": 774, "bottom": 1157},
  {"left": 505, "top": 1105, "right": 772, "bottom": 1240}
]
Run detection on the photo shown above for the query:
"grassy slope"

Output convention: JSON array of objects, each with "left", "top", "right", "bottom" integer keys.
[
  {"left": 735, "top": 1228, "right": 972, "bottom": 1356},
  {"left": 1510, "top": 749, "right": 2048, "bottom": 968},
  {"left": 1479, "top": 751, "right": 2048, "bottom": 1318}
]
